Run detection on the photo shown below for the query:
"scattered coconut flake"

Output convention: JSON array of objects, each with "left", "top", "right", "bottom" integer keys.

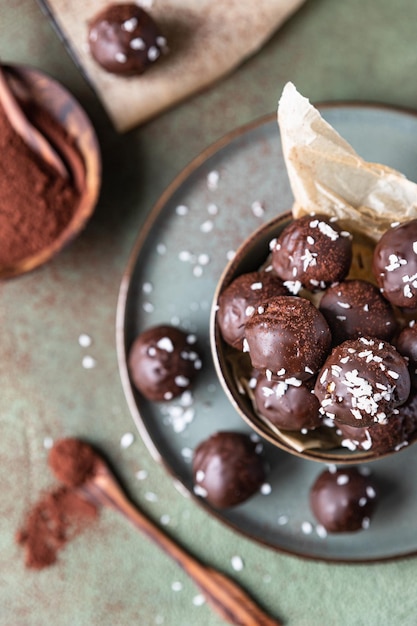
[
  {"left": 192, "top": 594, "right": 206, "bottom": 607},
  {"left": 82, "top": 355, "right": 97, "bottom": 369},
  {"left": 160, "top": 514, "right": 171, "bottom": 526},
  {"left": 145, "top": 492, "right": 158, "bottom": 502},
  {"left": 277, "top": 514, "right": 289, "bottom": 525},
  {"left": 143, "top": 302, "right": 155, "bottom": 313},
  {"left": 226, "top": 250, "right": 235, "bottom": 261},
  {"left": 316, "top": 524, "right": 328, "bottom": 538},
  {"left": 120, "top": 432, "right": 135, "bottom": 448},
  {"left": 181, "top": 447, "right": 193, "bottom": 461},
  {"left": 142, "top": 282, "right": 153, "bottom": 294},
  {"left": 207, "top": 170, "right": 220, "bottom": 190},
  {"left": 301, "top": 521, "right": 313, "bottom": 534},
  {"left": 193, "top": 265, "right": 203, "bottom": 277},
  {"left": 171, "top": 581, "right": 183, "bottom": 592},
  {"left": 78, "top": 333, "right": 92, "bottom": 347},
  {"left": 231, "top": 555, "right": 244, "bottom": 571},
  {"left": 156, "top": 243, "right": 167, "bottom": 255},
  {"left": 251, "top": 200, "right": 265, "bottom": 217},
  {"left": 176, "top": 204, "right": 189, "bottom": 216},
  {"left": 43, "top": 436, "right": 54, "bottom": 449},
  {"left": 200, "top": 220, "right": 214, "bottom": 233},
  {"left": 198, "top": 253, "right": 210, "bottom": 265},
  {"left": 135, "top": 469, "right": 148, "bottom": 480},
  {"left": 207, "top": 203, "right": 218, "bottom": 215},
  {"left": 260, "top": 483, "right": 272, "bottom": 495}
]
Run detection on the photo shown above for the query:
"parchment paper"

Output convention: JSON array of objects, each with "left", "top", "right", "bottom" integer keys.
[{"left": 278, "top": 82, "right": 417, "bottom": 241}]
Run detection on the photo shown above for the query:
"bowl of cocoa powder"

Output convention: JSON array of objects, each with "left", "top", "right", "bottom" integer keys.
[{"left": 0, "top": 64, "right": 101, "bottom": 279}]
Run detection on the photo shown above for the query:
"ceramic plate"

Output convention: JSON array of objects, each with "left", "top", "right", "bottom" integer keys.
[{"left": 117, "top": 105, "right": 417, "bottom": 562}]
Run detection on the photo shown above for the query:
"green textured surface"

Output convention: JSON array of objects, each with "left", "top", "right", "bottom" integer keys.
[{"left": 2, "top": 1, "right": 417, "bottom": 625}]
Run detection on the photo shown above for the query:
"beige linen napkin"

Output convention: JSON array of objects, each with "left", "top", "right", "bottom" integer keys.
[{"left": 43, "top": 0, "right": 305, "bottom": 132}]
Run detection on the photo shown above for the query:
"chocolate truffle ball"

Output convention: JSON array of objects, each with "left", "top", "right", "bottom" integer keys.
[
  {"left": 128, "top": 325, "right": 201, "bottom": 402},
  {"left": 396, "top": 323, "right": 417, "bottom": 387},
  {"left": 310, "top": 467, "right": 378, "bottom": 533},
  {"left": 254, "top": 375, "right": 322, "bottom": 431},
  {"left": 216, "top": 271, "right": 288, "bottom": 350},
  {"left": 271, "top": 214, "right": 352, "bottom": 291},
  {"left": 88, "top": 4, "right": 166, "bottom": 76},
  {"left": 192, "top": 431, "right": 266, "bottom": 508},
  {"left": 314, "top": 337, "right": 410, "bottom": 427},
  {"left": 372, "top": 218, "right": 417, "bottom": 308},
  {"left": 396, "top": 388, "right": 417, "bottom": 442},
  {"left": 319, "top": 279, "right": 398, "bottom": 345},
  {"left": 337, "top": 415, "right": 406, "bottom": 455},
  {"left": 244, "top": 295, "right": 331, "bottom": 381}
]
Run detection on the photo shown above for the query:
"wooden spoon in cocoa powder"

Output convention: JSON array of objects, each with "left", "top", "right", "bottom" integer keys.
[
  {"left": 0, "top": 65, "right": 68, "bottom": 179},
  {"left": 49, "top": 438, "right": 282, "bottom": 626}
]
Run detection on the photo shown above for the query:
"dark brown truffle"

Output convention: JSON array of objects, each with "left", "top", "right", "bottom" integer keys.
[
  {"left": 271, "top": 214, "right": 352, "bottom": 291},
  {"left": 337, "top": 415, "right": 407, "bottom": 455},
  {"left": 192, "top": 431, "right": 266, "bottom": 508},
  {"left": 310, "top": 467, "right": 378, "bottom": 533},
  {"left": 314, "top": 336, "right": 410, "bottom": 427},
  {"left": 88, "top": 3, "right": 166, "bottom": 76},
  {"left": 254, "top": 374, "right": 322, "bottom": 431},
  {"left": 396, "top": 323, "right": 417, "bottom": 387},
  {"left": 372, "top": 218, "right": 417, "bottom": 308},
  {"left": 128, "top": 325, "right": 201, "bottom": 402},
  {"left": 319, "top": 279, "right": 398, "bottom": 345},
  {"left": 244, "top": 295, "right": 331, "bottom": 380},
  {"left": 217, "top": 271, "right": 288, "bottom": 350}
]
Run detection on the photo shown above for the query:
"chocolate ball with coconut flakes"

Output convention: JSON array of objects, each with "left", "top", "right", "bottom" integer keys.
[
  {"left": 314, "top": 337, "right": 410, "bottom": 428},
  {"left": 337, "top": 414, "right": 407, "bottom": 456},
  {"left": 88, "top": 4, "right": 166, "bottom": 76},
  {"left": 245, "top": 295, "right": 332, "bottom": 381},
  {"left": 396, "top": 323, "right": 417, "bottom": 388},
  {"left": 310, "top": 467, "right": 378, "bottom": 533},
  {"left": 372, "top": 218, "right": 417, "bottom": 308},
  {"left": 254, "top": 374, "right": 322, "bottom": 431},
  {"left": 192, "top": 431, "right": 266, "bottom": 508},
  {"left": 216, "top": 271, "right": 288, "bottom": 350},
  {"left": 128, "top": 325, "right": 201, "bottom": 402},
  {"left": 319, "top": 279, "right": 398, "bottom": 345},
  {"left": 271, "top": 214, "right": 352, "bottom": 291}
]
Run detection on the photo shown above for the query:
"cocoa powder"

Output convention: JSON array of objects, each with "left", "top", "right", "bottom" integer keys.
[
  {"left": 0, "top": 96, "right": 82, "bottom": 267},
  {"left": 16, "top": 486, "right": 98, "bottom": 570},
  {"left": 48, "top": 438, "right": 97, "bottom": 487},
  {"left": 17, "top": 439, "right": 99, "bottom": 570}
]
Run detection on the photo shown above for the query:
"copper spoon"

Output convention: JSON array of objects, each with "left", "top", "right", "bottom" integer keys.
[
  {"left": 79, "top": 454, "right": 283, "bottom": 626},
  {"left": 0, "top": 65, "right": 67, "bottom": 178}
]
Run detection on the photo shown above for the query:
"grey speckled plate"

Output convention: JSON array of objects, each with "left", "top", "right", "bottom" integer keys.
[{"left": 117, "top": 105, "right": 417, "bottom": 562}]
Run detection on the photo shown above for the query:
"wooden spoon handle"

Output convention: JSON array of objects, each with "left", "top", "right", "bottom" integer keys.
[{"left": 94, "top": 474, "right": 282, "bottom": 626}]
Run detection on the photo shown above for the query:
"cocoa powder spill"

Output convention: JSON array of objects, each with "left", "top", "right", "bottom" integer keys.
[
  {"left": 16, "top": 439, "right": 99, "bottom": 570},
  {"left": 0, "top": 94, "right": 82, "bottom": 267}
]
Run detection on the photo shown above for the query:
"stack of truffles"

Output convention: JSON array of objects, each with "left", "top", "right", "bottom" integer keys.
[{"left": 216, "top": 83, "right": 417, "bottom": 458}]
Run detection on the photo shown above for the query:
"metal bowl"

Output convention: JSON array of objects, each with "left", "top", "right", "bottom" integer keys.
[{"left": 210, "top": 211, "right": 417, "bottom": 464}]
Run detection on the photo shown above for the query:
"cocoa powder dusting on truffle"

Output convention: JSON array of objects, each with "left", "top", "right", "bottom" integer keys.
[{"left": 0, "top": 97, "right": 81, "bottom": 266}]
